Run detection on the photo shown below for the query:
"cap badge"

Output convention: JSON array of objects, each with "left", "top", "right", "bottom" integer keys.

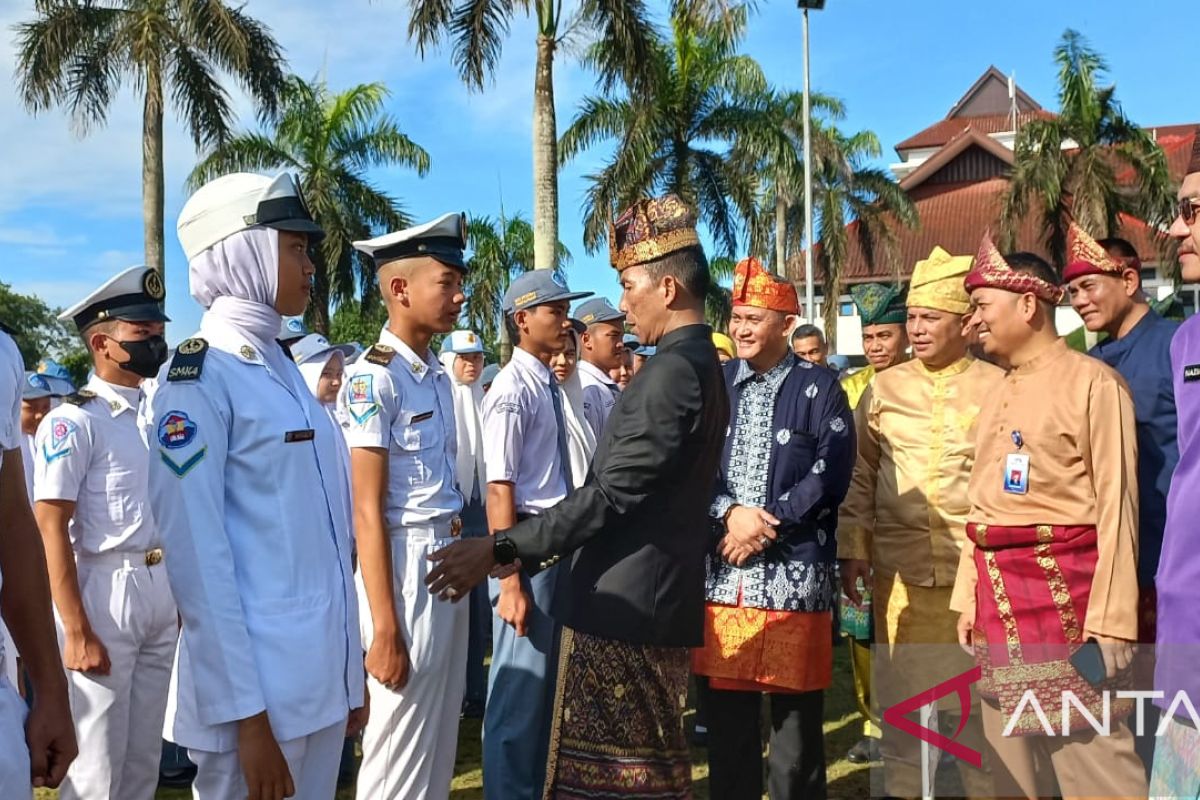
[
  {"left": 551, "top": 273, "right": 568, "bottom": 290},
  {"left": 467, "top": 333, "right": 476, "bottom": 344},
  {"left": 287, "top": 318, "right": 304, "bottom": 333},
  {"left": 143, "top": 270, "right": 165, "bottom": 301},
  {"left": 514, "top": 291, "right": 538, "bottom": 308}
]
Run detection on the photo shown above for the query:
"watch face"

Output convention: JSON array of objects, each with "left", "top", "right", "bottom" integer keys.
[{"left": 494, "top": 536, "right": 517, "bottom": 565}]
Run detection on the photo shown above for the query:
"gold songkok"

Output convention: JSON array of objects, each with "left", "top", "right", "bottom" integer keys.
[{"left": 907, "top": 246, "right": 973, "bottom": 314}]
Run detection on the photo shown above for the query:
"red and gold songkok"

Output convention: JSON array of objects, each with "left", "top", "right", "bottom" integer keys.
[
  {"left": 1061, "top": 221, "right": 1129, "bottom": 283},
  {"left": 963, "top": 232, "right": 1064, "bottom": 304},
  {"left": 731, "top": 256, "right": 800, "bottom": 315},
  {"left": 608, "top": 194, "right": 701, "bottom": 272}
]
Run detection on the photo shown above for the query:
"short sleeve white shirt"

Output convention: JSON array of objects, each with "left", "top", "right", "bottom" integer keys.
[{"left": 577, "top": 359, "right": 620, "bottom": 441}]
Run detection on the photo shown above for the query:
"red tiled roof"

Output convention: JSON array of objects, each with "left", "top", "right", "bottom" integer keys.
[
  {"left": 895, "top": 111, "right": 1057, "bottom": 153},
  {"left": 794, "top": 178, "right": 1164, "bottom": 285},
  {"left": 1111, "top": 129, "right": 1197, "bottom": 184}
]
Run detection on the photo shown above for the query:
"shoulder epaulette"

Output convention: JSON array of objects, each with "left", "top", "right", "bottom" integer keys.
[
  {"left": 364, "top": 343, "right": 396, "bottom": 367},
  {"left": 62, "top": 389, "right": 97, "bottom": 406},
  {"left": 167, "top": 338, "right": 209, "bottom": 382}
]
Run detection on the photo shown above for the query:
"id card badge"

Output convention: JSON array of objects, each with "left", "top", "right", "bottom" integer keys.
[{"left": 1004, "top": 453, "right": 1030, "bottom": 494}]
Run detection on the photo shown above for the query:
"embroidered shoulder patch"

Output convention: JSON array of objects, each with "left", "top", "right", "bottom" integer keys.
[
  {"left": 42, "top": 416, "right": 78, "bottom": 462},
  {"left": 159, "top": 447, "right": 206, "bottom": 478},
  {"left": 168, "top": 338, "right": 209, "bottom": 382},
  {"left": 346, "top": 374, "right": 380, "bottom": 424},
  {"left": 364, "top": 344, "right": 396, "bottom": 367},
  {"left": 157, "top": 410, "right": 198, "bottom": 449}
]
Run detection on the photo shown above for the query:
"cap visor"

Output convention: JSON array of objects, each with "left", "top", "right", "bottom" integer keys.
[
  {"left": 113, "top": 304, "right": 171, "bottom": 323},
  {"left": 266, "top": 218, "right": 326, "bottom": 243}
]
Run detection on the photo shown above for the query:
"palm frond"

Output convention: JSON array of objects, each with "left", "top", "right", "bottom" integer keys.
[
  {"left": 448, "top": 0, "right": 514, "bottom": 90},
  {"left": 167, "top": 42, "right": 234, "bottom": 148}
]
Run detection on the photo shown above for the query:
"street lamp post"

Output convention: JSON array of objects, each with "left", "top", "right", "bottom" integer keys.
[{"left": 798, "top": 0, "right": 824, "bottom": 325}]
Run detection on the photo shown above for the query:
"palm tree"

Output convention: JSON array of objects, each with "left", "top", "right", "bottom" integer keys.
[
  {"left": 189, "top": 76, "right": 431, "bottom": 334},
  {"left": 808, "top": 125, "right": 918, "bottom": 349},
  {"left": 405, "top": 0, "right": 656, "bottom": 273},
  {"left": 733, "top": 88, "right": 845, "bottom": 272},
  {"left": 559, "top": 10, "right": 770, "bottom": 259},
  {"left": 465, "top": 213, "right": 570, "bottom": 360},
  {"left": 999, "top": 29, "right": 1174, "bottom": 267},
  {"left": 706, "top": 255, "right": 734, "bottom": 332},
  {"left": 15, "top": 0, "right": 288, "bottom": 277}
]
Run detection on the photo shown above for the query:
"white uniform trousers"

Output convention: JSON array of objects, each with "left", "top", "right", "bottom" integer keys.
[
  {"left": 356, "top": 525, "right": 470, "bottom": 800},
  {"left": 0, "top": 677, "right": 30, "bottom": 799},
  {"left": 189, "top": 717, "right": 347, "bottom": 800},
  {"left": 59, "top": 551, "right": 177, "bottom": 800}
]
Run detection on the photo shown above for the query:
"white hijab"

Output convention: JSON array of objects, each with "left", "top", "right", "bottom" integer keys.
[
  {"left": 189, "top": 226, "right": 283, "bottom": 348},
  {"left": 558, "top": 331, "right": 597, "bottom": 488},
  {"left": 438, "top": 350, "right": 486, "bottom": 500}
]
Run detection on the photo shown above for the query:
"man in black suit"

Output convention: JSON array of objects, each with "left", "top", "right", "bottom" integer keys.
[{"left": 428, "top": 194, "right": 728, "bottom": 799}]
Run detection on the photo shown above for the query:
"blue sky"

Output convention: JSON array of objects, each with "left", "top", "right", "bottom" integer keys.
[{"left": 1, "top": 0, "right": 1193, "bottom": 345}]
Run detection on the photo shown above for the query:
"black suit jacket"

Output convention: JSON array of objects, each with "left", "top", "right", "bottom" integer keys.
[{"left": 504, "top": 323, "right": 729, "bottom": 647}]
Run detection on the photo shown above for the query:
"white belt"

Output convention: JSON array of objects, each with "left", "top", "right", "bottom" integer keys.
[
  {"left": 75, "top": 547, "right": 165, "bottom": 568},
  {"left": 388, "top": 520, "right": 458, "bottom": 544}
]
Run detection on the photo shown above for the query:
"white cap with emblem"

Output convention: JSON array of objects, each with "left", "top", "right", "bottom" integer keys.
[
  {"left": 177, "top": 172, "right": 324, "bottom": 261},
  {"left": 354, "top": 212, "right": 469, "bottom": 271},
  {"left": 58, "top": 265, "right": 170, "bottom": 331}
]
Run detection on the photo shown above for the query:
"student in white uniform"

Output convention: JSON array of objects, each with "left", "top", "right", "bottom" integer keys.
[
  {"left": 572, "top": 298, "right": 627, "bottom": 439},
  {"left": 146, "top": 172, "right": 364, "bottom": 800},
  {"left": 292, "top": 333, "right": 358, "bottom": 489},
  {"left": 0, "top": 324, "right": 77, "bottom": 796},
  {"left": 479, "top": 270, "right": 592, "bottom": 800},
  {"left": 340, "top": 214, "right": 470, "bottom": 800},
  {"left": 437, "top": 330, "right": 489, "bottom": 716},
  {"left": 32, "top": 266, "right": 177, "bottom": 800}
]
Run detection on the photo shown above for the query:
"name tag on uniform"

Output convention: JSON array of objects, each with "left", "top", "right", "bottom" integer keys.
[
  {"left": 1004, "top": 453, "right": 1030, "bottom": 494},
  {"left": 410, "top": 411, "right": 434, "bottom": 423},
  {"left": 1185, "top": 364, "right": 1200, "bottom": 383},
  {"left": 284, "top": 429, "right": 315, "bottom": 443}
]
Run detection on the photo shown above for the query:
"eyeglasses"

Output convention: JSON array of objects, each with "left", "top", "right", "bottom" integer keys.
[{"left": 1178, "top": 197, "right": 1200, "bottom": 224}]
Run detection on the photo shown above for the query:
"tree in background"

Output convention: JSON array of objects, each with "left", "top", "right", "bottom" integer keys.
[
  {"left": 329, "top": 295, "right": 389, "bottom": 351},
  {"left": 463, "top": 213, "right": 569, "bottom": 359},
  {"left": 404, "top": 0, "right": 657, "bottom": 274},
  {"left": 999, "top": 29, "right": 1174, "bottom": 267},
  {"left": 809, "top": 125, "right": 918, "bottom": 350},
  {"left": 15, "top": 0, "right": 288, "bottom": 278},
  {"left": 559, "top": 10, "right": 770, "bottom": 259},
  {"left": 706, "top": 255, "right": 734, "bottom": 333},
  {"left": 190, "top": 76, "right": 430, "bottom": 334},
  {"left": 0, "top": 282, "right": 85, "bottom": 371}
]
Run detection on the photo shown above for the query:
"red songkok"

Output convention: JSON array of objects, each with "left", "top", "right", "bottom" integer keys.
[
  {"left": 1061, "top": 221, "right": 1130, "bottom": 283},
  {"left": 963, "top": 232, "right": 1064, "bottom": 304},
  {"left": 732, "top": 256, "right": 800, "bottom": 314}
]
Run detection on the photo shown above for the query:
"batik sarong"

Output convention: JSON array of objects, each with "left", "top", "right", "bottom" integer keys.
[
  {"left": 692, "top": 603, "right": 831, "bottom": 693},
  {"left": 968, "top": 522, "right": 1132, "bottom": 735},
  {"left": 543, "top": 627, "right": 692, "bottom": 799}
]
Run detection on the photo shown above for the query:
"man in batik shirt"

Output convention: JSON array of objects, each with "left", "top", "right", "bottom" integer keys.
[{"left": 694, "top": 256, "right": 854, "bottom": 800}]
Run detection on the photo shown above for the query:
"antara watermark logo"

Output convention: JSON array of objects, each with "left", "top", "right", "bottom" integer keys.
[{"left": 884, "top": 665, "right": 1200, "bottom": 763}]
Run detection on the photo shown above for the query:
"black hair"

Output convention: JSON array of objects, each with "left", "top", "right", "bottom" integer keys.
[
  {"left": 642, "top": 246, "right": 710, "bottom": 302},
  {"left": 1002, "top": 251, "right": 1059, "bottom": 313},
  {"left": 503, "top": 313, "right": 522, "bottom": 347},
  {"left": 1097, "top": 237, "right": 1139, "bottom": 262},
  {"left": 790, "top": 324, "right": 825, "bottom": 345}
]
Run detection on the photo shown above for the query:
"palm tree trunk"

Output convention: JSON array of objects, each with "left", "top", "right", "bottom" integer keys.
[
  {"left": 143, "top": 66, "right": 165, "bottom": 277},
  {"left": 310, "top": 251, "right": 332, "bottom": 335},
  {"left": 532, "top": 35, "right": 559, "bottom": 273},
  {"left": 820, "top": 258, "right": 838, "bottom": 353},
  {"left": 774, "top": 189, "right": 787, "bottom": 275}
]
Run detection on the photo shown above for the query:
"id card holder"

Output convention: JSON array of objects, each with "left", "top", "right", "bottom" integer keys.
[{"left": 1004, "top": 453, "right": 1030, "bottom": 494}]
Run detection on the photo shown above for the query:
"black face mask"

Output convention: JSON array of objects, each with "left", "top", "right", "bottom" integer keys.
[{"left": 115, "top": 335, "right": 168, "bottom": 378}]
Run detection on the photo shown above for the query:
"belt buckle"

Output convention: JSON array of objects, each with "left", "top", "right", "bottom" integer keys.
[
  {"left": 450, "top": 517, "right": 463, "bottom": 538},
  {"left": 144, "top": 548, "right": 164, "bottom": 567}
]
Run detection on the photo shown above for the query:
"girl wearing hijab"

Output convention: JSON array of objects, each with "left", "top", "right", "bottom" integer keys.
[
  {"left": 437, "top": 330, "right": 490, "bottom": 717},
  {"left": 550, "top": 325, "right": 598, "bottom": 486},
  {"left": 292, "top": 333, "right": 357, "bottom": 488},
  {"left": 146, "top": 173, "right": 364, "bottom": 800}
]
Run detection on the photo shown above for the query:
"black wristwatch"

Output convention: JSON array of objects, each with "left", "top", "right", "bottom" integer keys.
[{"left": 493, "top": 534, "right": 519, "bottom": 566}]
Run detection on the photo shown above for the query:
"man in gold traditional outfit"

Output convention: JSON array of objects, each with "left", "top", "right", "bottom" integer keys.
[{"left": 839, "top": 246, "right": 1000, "bottom": 797}]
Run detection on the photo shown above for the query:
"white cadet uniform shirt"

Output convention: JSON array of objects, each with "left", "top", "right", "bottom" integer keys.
[
  {"left": 576, "top": 359, "right": 620, "bottom": 441},
  {"left": 146, "top": 318, "right": 362, "bottom": 752},
  {"left": 340, "top": 327, "right": 462, "bottom": 527},
  {"left": 34, "top": 376, "right": 160, "bottom": 554},
  {"left": 480, "top": 347, "right": 568, "bottom": 514}
]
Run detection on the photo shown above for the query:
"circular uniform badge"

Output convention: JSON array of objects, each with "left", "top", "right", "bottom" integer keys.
[
  {"left": 143, "top": 269, "right": 165, "bottom": 301},
  {"left": 178, "top": 338, "right": 205, "bottom": 355}
]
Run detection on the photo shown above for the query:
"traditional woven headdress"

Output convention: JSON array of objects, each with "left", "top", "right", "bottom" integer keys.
[
  {"left": 1061, "top": 221, "right": 1126, "bottom": 283},
  {"left": 608, "top": 195, "right": 701, "bottom": 271},
  {"left": 907, "top": 246, "right": 973, "bottom": 314},
  {"left": 850, "top": 283, "right": 906, "bottom": 326},
  {"left": 731, "top": 256, "right": 800, "bottom": 314},
  {"left": 963, "top": 232, "right": 1064, "bottom": 304}
]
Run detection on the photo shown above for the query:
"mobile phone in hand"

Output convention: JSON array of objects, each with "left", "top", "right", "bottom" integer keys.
[{"left": 1069, "top": 638, "right": 1107, "bottom": 686}]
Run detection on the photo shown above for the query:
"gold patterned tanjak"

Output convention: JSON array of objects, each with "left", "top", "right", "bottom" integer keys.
[
  {"left": 1061, "top": 221, "right": 1125, "bottom": 283},
  {"left": 907, "top": 246, "right": 973, "bottom": 314},
  {"left": 608, "top": 194, "right": 701, "bottom": 271},
  {"left": 964, "top": 232, "right": 1064, "bottom": 304}
]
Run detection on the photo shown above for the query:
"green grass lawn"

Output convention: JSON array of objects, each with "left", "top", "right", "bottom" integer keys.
[{"left": 35, "top": 645, "right": 873, "bottom": 799}]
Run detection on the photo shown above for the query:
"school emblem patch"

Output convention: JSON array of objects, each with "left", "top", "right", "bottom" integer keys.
[
  {"left": 50, "top": 418, "right": 77, "bottom": 450},
  {"left": 347, "top": 374, "right": 380, "bottom": 424},
  {"left": 158, "top": 411, "right": 197, "bottom": 450}
]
